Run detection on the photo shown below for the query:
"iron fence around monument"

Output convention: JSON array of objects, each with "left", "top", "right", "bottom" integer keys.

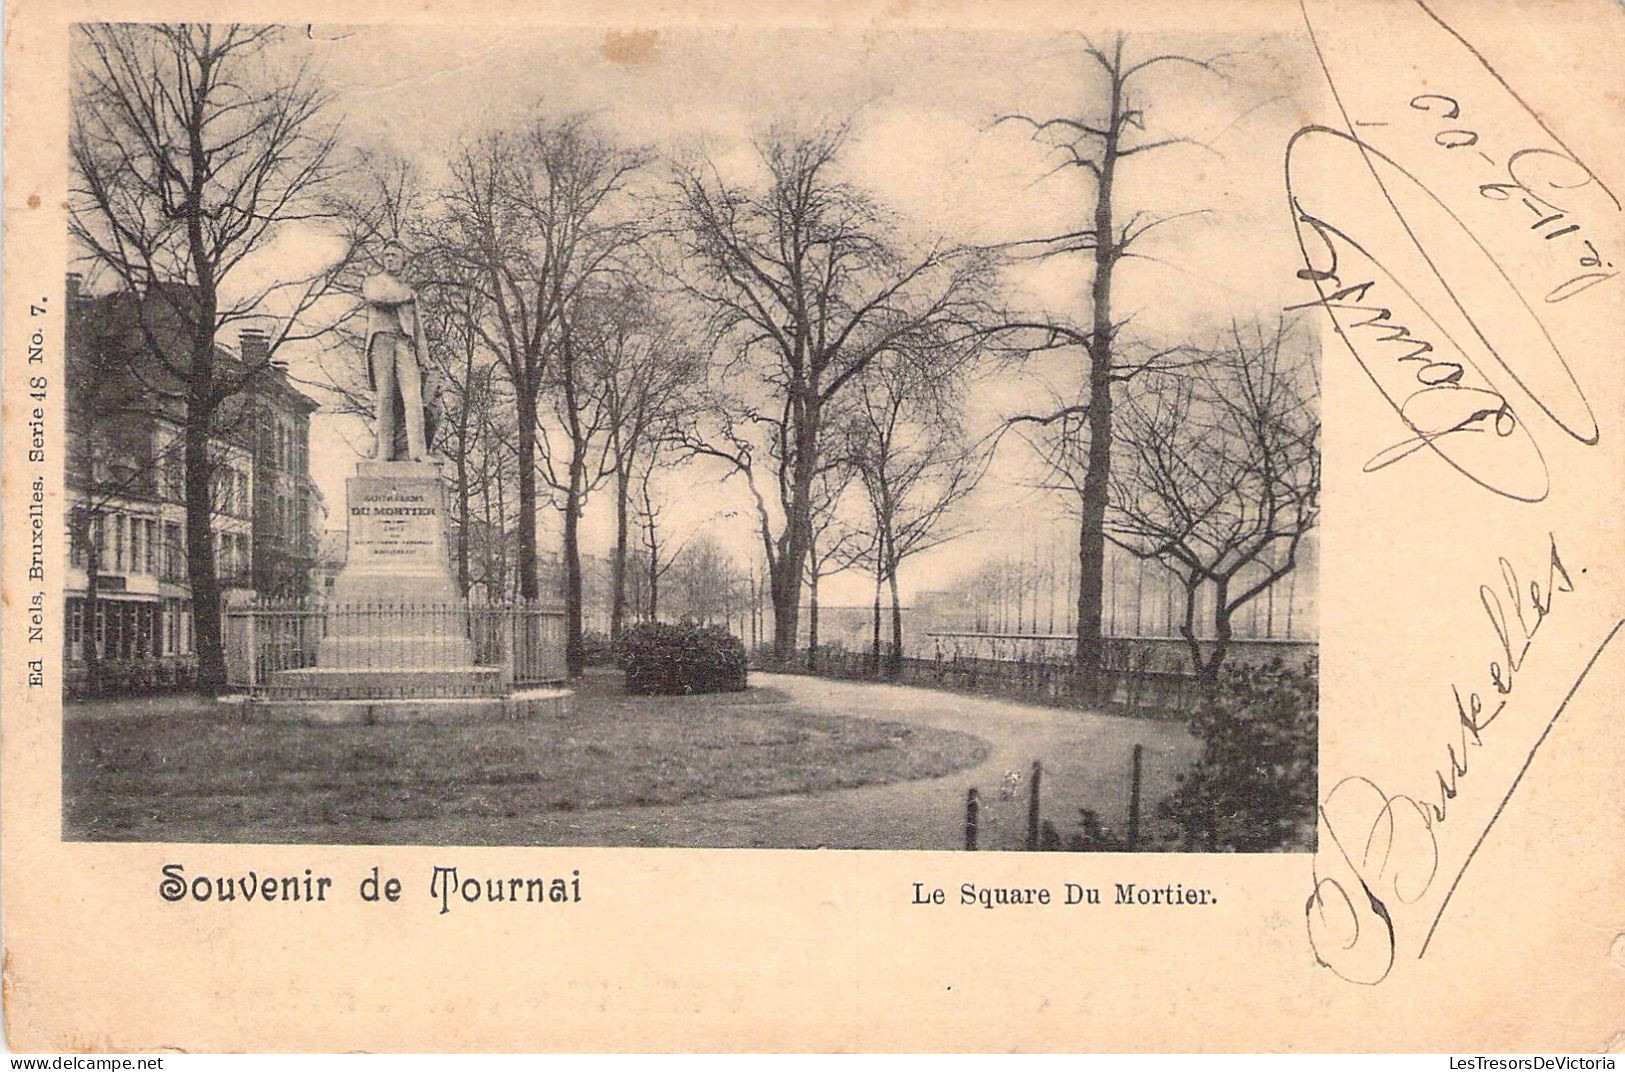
[{"left": 223, "top": 599, "right": 567, "bottom": 694}]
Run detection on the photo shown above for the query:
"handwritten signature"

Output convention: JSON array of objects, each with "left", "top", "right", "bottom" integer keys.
[{"left": 1288, "top": 0, "right": 1615, "bottom": 502}]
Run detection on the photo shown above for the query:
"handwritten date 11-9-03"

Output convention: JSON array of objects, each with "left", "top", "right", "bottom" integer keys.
[{"left": 1292, "top": 0, "right": 1615, "bottom": 503}]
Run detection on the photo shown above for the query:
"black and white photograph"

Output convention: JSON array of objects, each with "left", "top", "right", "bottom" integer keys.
[
  {"left": 9, "top": 0, "right": 1625, "bottom": 1056},
  {"left": 60, "top": 20, "right": 1321, "bottom": 853}
]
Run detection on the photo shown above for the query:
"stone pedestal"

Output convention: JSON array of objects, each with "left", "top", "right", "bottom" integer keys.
[{"left": 318, "top": 459, "right": 474, "bottom": 669}]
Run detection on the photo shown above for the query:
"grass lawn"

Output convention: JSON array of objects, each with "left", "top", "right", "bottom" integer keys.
[{"left": 63, "top": 671, "right": 990, "bottom": 844}]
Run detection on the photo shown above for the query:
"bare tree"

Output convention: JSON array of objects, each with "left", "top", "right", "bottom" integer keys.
[
  {"left": 423, "top": 282, "right": 505, "bottom": 596},
  {"left": 69, "top": 24, "right": 351, "bottom": 688},
  {"left": 673, "top": 122, "right": 992, "bottom": 661},
  {"left": 1106, "top": 317, "right": 1319, "bottom": 701},
  {"left": 634, "top": 451, "right": 689, "bottom": 621},
  {"left": 596, "top": 284, "right": 702, "bottom": 642},
  {"left": 437, "top": 115, "right": 646, "bottom": 602},
  {"left": 990, "top": 34, "right": 1227, "bottom": 691},
  {"left": 847, "top": 344, "right": 984, "bottom": 677},
  {"left": 666, "top": 536, "right": 745, "bottom": 627},
  {"left": 538, "top": 290, "right": 623, "bottom": 674},
  {"left": 804, "top": 469, "right": 862, "bottom": 672}
]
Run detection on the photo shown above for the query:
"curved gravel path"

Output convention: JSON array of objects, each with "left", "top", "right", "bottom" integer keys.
[{"left": 392, "top": 672, "right": 1202, "bottom": 850}]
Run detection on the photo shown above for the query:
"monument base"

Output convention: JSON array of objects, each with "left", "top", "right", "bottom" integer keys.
[
  {"left": 319, "top": 458, "right": 472, "bottom": 673},
  {"left": 227, "top": 687, "right": 575, "bottom": 725},
  {"left": 262, "top": 665, "right": 505, "bottom": 698}
]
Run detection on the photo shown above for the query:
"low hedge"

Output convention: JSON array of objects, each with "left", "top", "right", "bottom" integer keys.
[{"left": 621, "top": 621, "right": 748, "bottom": 696}]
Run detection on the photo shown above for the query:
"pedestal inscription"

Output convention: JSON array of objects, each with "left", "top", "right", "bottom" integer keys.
[
  {"left": 320, "top": 459, "right": 473, "bottom": 669},
  {"left": 330, "top": 460, "right": 460, "bottom": 605}
]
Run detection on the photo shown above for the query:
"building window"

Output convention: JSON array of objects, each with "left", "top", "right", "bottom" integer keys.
[
  {"left": 113, "top": 514, "right": 126, "bottom": 573},
  {"left": 145, "top": 519, "right": 157, "bottom": 574},
  {"left": 130, "top": 518, "right": 143, "bottom": 575},
  {"left": 106, "top": 602, "right": 122, "bottom": 661},
  {"left": 163, "top": 522, "right": 182, "bottom": 581},
  {"left": 66, "top": 599, "right": 82, "bottom": 663}
]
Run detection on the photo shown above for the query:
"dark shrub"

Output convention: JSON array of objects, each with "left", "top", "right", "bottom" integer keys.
[
  {"left": 1159, "top": 656, "right": 1318, "bottom": 851},
  {"left": 578, "top": 630, "right": 617, "bottom": 668},
  {"left": 1040, "top": 809, "right": 1138, "bottom": 852},
  {"left": 621, "top": 621, "right": 748, "bottom": 696}
]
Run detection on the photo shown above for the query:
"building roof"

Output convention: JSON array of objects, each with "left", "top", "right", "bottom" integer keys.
[{"left": 68, "top": 276, "right": 321, "bottom": 420}]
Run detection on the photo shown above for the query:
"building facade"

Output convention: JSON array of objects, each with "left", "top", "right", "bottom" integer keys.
[{"left": 63, "top": 275, "right": 320, "bottom": 685}]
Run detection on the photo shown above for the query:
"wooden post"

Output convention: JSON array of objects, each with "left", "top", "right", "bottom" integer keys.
[
  {"left": 1128, "top": 743, "right": 1144, "bottom": 849},
  {"left": 1026, "top": 761, "right": 1042, "bottom": 850},
  {"left": 243, "top": 606, "right": 257, "bottom": 690},
  {"left": 964, "top": 788, "right": 980, "bottom": 851},
  {"left": 502, "top": 606, "right": 517, "bottom": 688}
]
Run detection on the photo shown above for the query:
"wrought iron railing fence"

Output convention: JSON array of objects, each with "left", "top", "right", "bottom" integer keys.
[{"left": 223, "top": 600, "right": 566, "bottom": 694}]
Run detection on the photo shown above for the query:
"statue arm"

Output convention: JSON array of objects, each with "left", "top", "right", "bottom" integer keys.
[{"left": 363, "top": 272, "right": 417, "bottom": 305}]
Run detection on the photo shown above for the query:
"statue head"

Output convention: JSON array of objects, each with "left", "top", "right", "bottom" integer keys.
[{"left": 378, "top": 239, "right": 408, "bottom": 276}]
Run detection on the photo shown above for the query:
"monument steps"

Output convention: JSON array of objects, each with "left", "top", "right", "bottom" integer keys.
[{"left": 264, "top": 666, "right": 506, "bottom": 699}]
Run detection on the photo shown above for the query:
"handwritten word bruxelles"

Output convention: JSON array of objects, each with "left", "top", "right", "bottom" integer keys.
[
  {"left": 1303, "top": 537, "right": 1624, "bottom": 985},
  {"left": 158, "top": 864, "right": 582, "bottom": 915}
]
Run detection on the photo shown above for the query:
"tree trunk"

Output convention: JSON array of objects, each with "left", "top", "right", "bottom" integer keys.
[
  {"left": 888, "top": 564, "right": 904, "bottom": 679},
  {"left": 1202, "top": 576, "right": 1234, "bottom": 707},
  {"left": 515, "top": 392, "right": 540, "bottom": 601},
  {"left": 1073, "top": 71, "right": 1124, "bottom": 700},
  {"left": 184, "top": 419, "right": 224, "bottom": 691},
  {"left": 770, "top": 396, "right": 820, "bottom": 659},
  {"left": 454, "top": 441, "right": 471, "bottom": 596},
  {"left": 80, "top": 514, "right": 103, "bottom": 690},
  {"left": 494, "top": 438, "right": 511, "bottom": 599},
  {"left": 610, "top": 465, "right": 630, "bottom": 642},
  {"left": 562, "top": 460, "right": 585, "bottom": 676},
  {"left": 871, "top": 571, "right": 883, "bottom": 675},
  {"left": 1176, "top": 576, "right": 1210, "bottom": 709},
  {"left": 479, "top": 450, "right": 497, "bottom": 599},
  {"left": 769, "top": 547, "right": 804, "bottom": 659},
  {"left": 807, "top": 569, "right": 821, "bottom": 672}
]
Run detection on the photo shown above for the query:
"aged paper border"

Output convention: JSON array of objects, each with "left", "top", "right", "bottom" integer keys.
[{"left": 4, "top": 0, "right": 1623, "bottom": 1053}]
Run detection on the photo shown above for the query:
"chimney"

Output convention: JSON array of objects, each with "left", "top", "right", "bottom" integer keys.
[
  {"left": 239, "top": 328, "right": 270, "bottom": 367},
  {"left": 66, "top": 272, "right": 82, "bottom": 305}
]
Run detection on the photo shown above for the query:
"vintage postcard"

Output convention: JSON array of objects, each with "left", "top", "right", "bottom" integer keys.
[{"left": 3, "top": 0, "right": 1621, "bottom": 1053}]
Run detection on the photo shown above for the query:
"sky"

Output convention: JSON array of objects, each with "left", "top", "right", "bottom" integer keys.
[{"left": 227, "top": 20, "right": 1329, "bottom": 604}]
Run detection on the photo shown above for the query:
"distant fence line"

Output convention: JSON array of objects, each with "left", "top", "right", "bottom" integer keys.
[
  {"left": 923, "top": 631, "right": 1318, "bottom": 671},
  {"left": 770, "top": 633, "right": 1317, "bottom": 719},
  {"left": 776, "top": 648, "right": 1197, "bottom": 719}
]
